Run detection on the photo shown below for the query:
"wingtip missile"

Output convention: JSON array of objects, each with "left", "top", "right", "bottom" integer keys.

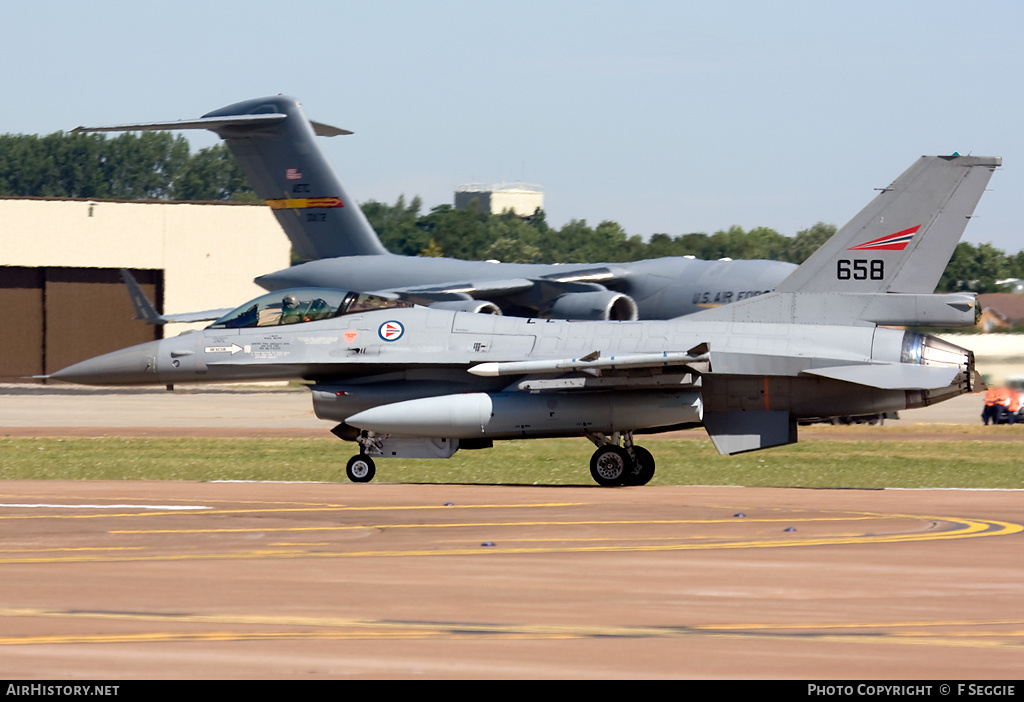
[
  {"left": 468, "top": 350, "right": 711, "bottom": 377},
  {"left": 468, "top": 362, "right": 500, "bottom": 377}
]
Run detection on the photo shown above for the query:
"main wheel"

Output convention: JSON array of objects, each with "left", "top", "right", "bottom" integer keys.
[
  {"left": 346, "top": 454, "right": 376, "bottom": 483},
  {"left": 590, "top": 445, "right": 631, "bottom": 486},
  {"left": 623, "top": 445, "right": 655, "bottom": 486}
]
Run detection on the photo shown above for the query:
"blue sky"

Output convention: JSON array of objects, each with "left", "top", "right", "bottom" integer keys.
[{"left": 6, "top": 0, "right": 1023, "bottom": 252}]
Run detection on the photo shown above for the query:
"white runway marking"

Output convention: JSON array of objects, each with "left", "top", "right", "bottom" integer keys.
[{"left": 0, "top": 503, "right": 210, "bottom": 510}]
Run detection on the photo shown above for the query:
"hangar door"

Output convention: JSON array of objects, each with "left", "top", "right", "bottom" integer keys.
[{"left": 0, "top": 267, "right": 162, "bottom": 383}]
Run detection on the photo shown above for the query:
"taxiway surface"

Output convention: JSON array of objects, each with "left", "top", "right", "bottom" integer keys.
[
  {"left": 1, "top": 482, "right": 1022, "bottom": 679},
  {"left": 1, "top": 386, "right": 1021, "bottom": 678}
]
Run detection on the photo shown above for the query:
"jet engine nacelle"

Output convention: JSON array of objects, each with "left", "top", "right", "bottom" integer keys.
[
  {"left": 548, "top": 291, "right": 638, "bottom": 321},
  {"left": 427, "top": 300, "right": 503, "bottom": 315}
]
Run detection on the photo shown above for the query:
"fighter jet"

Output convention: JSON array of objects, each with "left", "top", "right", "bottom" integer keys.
[
  {"left": 51, "top": 154, "right": 998, "bottom": 486},
  {"left": 73, "top": 95, "right": 796, "bottom": 322}
]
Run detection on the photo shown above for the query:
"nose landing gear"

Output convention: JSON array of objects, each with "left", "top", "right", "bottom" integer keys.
[{"left": 345, "top": 454, "right": 376, "bottom": 483}]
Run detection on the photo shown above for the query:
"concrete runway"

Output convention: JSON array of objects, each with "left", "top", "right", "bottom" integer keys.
[{"left": 1, "top": 386, "right": 1022, "bottom": 678}]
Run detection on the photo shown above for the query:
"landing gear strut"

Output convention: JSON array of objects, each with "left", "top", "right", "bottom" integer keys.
[
  {"left": 585, "top": 431, "right": 655, "bottom": 486},
  {"left": 344, "top": 431, "right": 381, "bottom": 483}
]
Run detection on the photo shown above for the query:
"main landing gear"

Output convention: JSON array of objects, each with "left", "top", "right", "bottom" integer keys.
[
  {"left": 339, "top": 430, "right": 656, "bottom": 486},
  {"left": 586, "top": 431, "right": 655, "bottom": 486}
]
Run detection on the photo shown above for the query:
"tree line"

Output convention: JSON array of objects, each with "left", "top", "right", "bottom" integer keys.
[
  {"left": 361, "top": 197, "right": 1024, "bottom": 294},
  {"left": 2, "top": 130, "right": 1020, "bottom": 293},
  {"left": 362, "top": 196, "right": 838, "bottom": 264},
  {"left": 0, "top": 131, "right": 258, "bottom": 202}
]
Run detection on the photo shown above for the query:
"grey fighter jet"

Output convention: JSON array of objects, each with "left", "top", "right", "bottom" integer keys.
[
  {"left": 74, "top": 95, "right": 795, "bottom": 322},
  {"left": 51, "top": 154, "right": 998, "bottom": 486}
]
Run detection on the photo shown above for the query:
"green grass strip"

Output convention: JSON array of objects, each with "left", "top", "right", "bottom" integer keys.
[{"left": 2, "top": 434, "right": 1022, "bottom": 489}]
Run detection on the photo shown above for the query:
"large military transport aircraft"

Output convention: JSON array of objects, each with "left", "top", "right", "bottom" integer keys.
[
  {"left": 51, "top": 154, "right": 999, "bottom": 486},
  {"left": 73, "top": 95, "right": 796, "bottom": 322}
]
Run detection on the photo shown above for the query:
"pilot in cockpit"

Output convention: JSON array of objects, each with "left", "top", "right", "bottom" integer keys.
[{"left": 280, "top": 294, "right": 301, "bottom": 324}]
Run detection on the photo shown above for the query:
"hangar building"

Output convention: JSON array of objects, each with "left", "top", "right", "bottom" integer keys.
[{"left": 0, "top": 197, "right": 289, "bottom": 383}]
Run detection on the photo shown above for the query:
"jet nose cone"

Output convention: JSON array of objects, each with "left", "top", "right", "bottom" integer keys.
[{"left": 51, "top": 340, "right": 162, "bottom": 386}]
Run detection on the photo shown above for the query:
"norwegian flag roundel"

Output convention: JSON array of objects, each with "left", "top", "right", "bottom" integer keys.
[{"left": 378, "top": 320, "right": 405, "bottom": 342}]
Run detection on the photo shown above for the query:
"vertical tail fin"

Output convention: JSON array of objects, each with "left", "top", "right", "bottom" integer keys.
[
  {"left": 119, "top": 268, "right": 162, "bottom": 323},
  {"left": 74, "top": 96, "right": 390, "bottom": 260},
  {"left": 775, "top": 154, "right": 1000, "bottom": 294},
  {"left": 689, "top": 154, "right": 999, "bottom": 326},
  {"left": 119, "top": 269, "right": 232, "bottom": 324}
]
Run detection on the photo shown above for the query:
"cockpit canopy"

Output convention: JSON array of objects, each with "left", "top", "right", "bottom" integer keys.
[{"left": 208, "top": 288, "right": 413, "bottom": 329}]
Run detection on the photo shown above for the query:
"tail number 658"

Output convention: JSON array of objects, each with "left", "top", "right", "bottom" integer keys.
[{"left": 837, "top": 259, "right": 884, "bottom": 280}]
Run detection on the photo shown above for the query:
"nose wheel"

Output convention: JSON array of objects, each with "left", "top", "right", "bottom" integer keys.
[
  {"left": 346, "top": 454, "right": 376, "bottom": 483},
  {"left": 342, "top": 431, "right": 383, "bottom": 483},
  {"left": 586, "top": 432, "right": 655, "bottom": 486}
]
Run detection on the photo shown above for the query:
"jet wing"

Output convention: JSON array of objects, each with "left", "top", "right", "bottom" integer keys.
[
  {"left": 470, "top": 346, "right": 960, "bottom": 393},
  {"left": 536, "top": 267, "right": 620, "bottom": 284},
  {"left": 372, "top": 272, "right": 627, "bottom": 312},
  {"left": 374, "top": 268, "right": 622, "bottom": 302},
  {"left": 372, "top": 278, "right": 536, "bottom": 304}
]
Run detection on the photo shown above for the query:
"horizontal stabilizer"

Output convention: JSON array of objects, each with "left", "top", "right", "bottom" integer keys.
[
  {"left": 74, "top": 113, "right": 285, "bottom": 133},
  {"left": 73, "top": 114, "right": 351, "bottom": 137},
  {"left": 691, "top": 291, "right": 977, "bottom": 327},
  {"left": 703, "top": 411, "right": 797, "bottom": 455},
  {"left": 74, "top": 96, "right": 380, "bottom": 261},
  {"left": 802, "top": 363, "right": 960, "bottom": 390},
  {"left": 309, "top": 120, "right": 354, "bottom": 137}
]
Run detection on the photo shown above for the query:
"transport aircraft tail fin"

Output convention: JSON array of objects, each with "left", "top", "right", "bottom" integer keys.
[{"left": 73, "top": 96, "right": 389, "bottom": 261}]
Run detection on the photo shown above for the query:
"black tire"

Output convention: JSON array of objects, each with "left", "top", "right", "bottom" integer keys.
[
  {"left": 623, "top": 445, "right": 655, "bottom": 486},
  {"left": 589, "top": 445, "right": 631, "bottom": 486},
  {"left": 346, "top": 454, "right": 376, "bottom": 483}
]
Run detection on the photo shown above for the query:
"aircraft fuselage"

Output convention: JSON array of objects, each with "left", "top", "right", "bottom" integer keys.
[
  {"left": 255, "top": 255, "right": 797, "bottom": 319},
  {"left": 52, "top": 305, "right": 972, "bottom": 437}
]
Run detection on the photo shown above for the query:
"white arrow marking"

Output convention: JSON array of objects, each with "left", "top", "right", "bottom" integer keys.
[{"left": 204, "top": 344, "right": 244, "bottom": 355}]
